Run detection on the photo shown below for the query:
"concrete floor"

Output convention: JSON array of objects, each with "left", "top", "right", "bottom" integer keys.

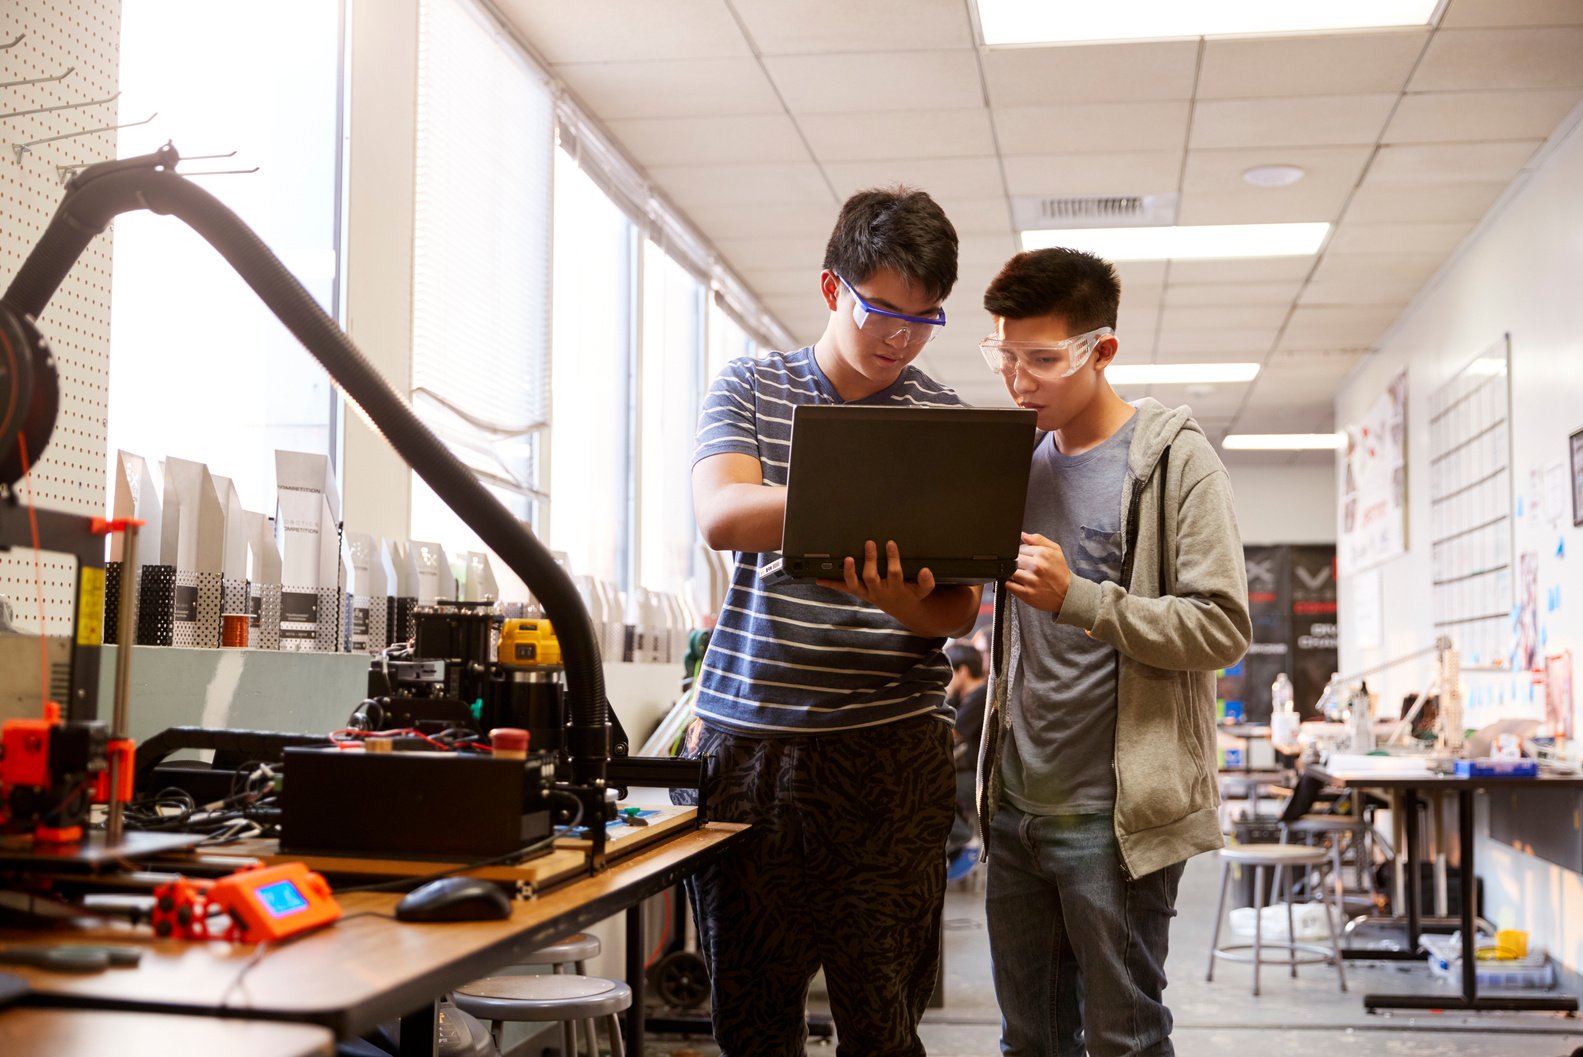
[{"left": 644, "top": 851, "right": 1583, "bottom": 1056}]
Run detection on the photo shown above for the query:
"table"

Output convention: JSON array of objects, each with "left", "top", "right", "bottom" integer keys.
[
  {"left": 2, "top": 823, "right": 747, "bottom": 1055},
  {"left": 1310, "top": 764, "right": 1583, "bottom": 1014},
  {"left": 0, "top": 1007, "right": 335, "bottom": 1057},
  {"left": 1220, "top": 723, "right": 1272, "bottom": 812}
]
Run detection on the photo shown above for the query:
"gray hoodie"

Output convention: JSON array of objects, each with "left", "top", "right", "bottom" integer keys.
[{"left": 977, "top": 398, "right": 1252, "bottom": 879}]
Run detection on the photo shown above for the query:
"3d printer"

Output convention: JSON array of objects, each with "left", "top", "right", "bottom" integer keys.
[{"left": 0, "top": 143, "right": 701, "bottom": 876}]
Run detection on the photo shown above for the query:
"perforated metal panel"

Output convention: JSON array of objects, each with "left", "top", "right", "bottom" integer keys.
[{"left": 0, "top": 1, "right": 120, "bottom": 635}]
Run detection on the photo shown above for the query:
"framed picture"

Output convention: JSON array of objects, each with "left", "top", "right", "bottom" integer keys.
[{"left": 1572, "top": 427, "right": 1583, "bottom": 527}]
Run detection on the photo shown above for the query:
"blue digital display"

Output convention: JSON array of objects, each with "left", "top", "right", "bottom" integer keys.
[{"left": 256, "top": 879, "right": 310, "bottom": 917}]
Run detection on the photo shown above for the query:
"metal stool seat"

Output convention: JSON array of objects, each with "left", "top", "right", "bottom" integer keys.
[
  {"left": 515, "top": 932, "right": 601, "bottom": 967},
  {"left": 1283, "top": 813, "right": 1377, "bottom": 898},
  {"left": 1207, "top": 843, "right": 1348, "bottom": 997},
  {"left": 452, "top": 975, "right": 631, "bottom": 1057}
]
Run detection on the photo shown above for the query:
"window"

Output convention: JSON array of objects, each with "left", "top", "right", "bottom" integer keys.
[
  {"left": 637, "top": 241, "right": 706, "bottom": 594},
  {"left": 408, "top": 0, "right": 553, "bottom": 599},
  {"left": 108, "top": 0, "right": 344, "bottom": 515},
  {"left": 547, "top": 147, "right": 634, "bottom": 586}
]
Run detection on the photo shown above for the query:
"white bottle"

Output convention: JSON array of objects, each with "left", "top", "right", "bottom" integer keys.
[{"left": 1270, "top": 672, "right": 1299, "bottom": 750}]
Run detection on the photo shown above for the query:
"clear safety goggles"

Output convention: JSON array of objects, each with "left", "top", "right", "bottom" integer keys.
[
  {"left": 979, "top": 327, "right": 1115, "bottom": 381},
  {"left": 837, "top": 273, "right": 946, "bottom": 346}
]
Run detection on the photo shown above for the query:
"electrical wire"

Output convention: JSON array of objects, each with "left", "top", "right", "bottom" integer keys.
[{"left": 16, "top": 432, "right": 49, "bottom": 713}]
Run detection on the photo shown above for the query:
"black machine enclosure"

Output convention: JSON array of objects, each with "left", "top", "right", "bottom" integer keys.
[{"left": 280, "top": 747, "right": 556, "bottom": 861}]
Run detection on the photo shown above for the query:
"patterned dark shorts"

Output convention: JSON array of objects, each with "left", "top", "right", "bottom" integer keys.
[{"left": 673, "top": 715, "right": 956, "bottom": 1057}]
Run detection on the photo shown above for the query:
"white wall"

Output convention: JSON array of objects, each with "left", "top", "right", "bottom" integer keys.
[
  {"left": 1225, "top": 459, "right": 1337, "bottom": 545},
  {"left": 1334, "top": 104, "right": 1583, "bottom": 970}
]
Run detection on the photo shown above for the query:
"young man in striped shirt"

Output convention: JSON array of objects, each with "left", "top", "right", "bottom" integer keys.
[{"left": 683, "top": 187, "right": 981, "bottom": 1056}]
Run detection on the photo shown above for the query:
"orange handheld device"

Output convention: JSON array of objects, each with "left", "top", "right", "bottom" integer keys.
[
  {"left": 154, "top": 863, "right": 341, "bottom": 943},
  {"left": 210, "top": 863, "right": 341, "bottom": 942}
]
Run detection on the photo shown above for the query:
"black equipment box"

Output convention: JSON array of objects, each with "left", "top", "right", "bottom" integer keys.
[{"left": 281, "top": 748, "right": 555, "bottom": 860}]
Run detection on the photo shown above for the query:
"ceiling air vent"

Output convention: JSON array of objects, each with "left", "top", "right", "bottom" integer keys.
[{"left": 1012, "top": 193, "right": 1178, "bottom": 230}]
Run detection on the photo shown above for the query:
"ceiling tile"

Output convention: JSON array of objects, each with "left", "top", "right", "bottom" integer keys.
[
  {"left": 982, "top": 41, "right": 1200, "bottom": 106},
  {"left": 1298, "top": 276, "right": 1423, "bottom": 306},
  {"left": 1342, "top": 180, "right": 1508, "bottom": 223},
  {"left": 1164, "top": 281, "right": 1305, "bottom": 307},
  {"left": 648, "top": 162, "right": 835, "bottom": 207},
  {"left": 993, "top": 101, "right": 1190, "bottom": 155},
  {"left": 1160, "top": 303, "right": 1290, "bottom": 330},
  {"left": 1115, "top": 305, "right": 1161, "bottom": 333},
  {"left": 741, "top": 266, "right": 822, "bottom": 297},
  {"left": 765, "top": 51, "right": 983, "bottom": 114},
  {"left": 956, "top": 232, "right": 1020, "bottom": 267},
  {"left": 1366, "top": 140, "right": 1541, "bottom": 183},
  {"left": 1384, "top": 88, "right": 1583, "bottom": 143},
  {"left": 713, "top": 236, "right": 830, "bottom": 272},
  {"left": 798, "top": 109, "right": 997, "bottom": 161},
  {"left": 823, "top": 156, "right": 1006, "bottom": 200},
  {"left": 1115, "top": 261, "right": 1170, "bottom": 288},
  {"left": 685, "top": 201, "right": 839, "bottom": 240},
  {"left": 1182, "top": 145, "right": 1373, "bottom": 195},
  {"left": 1441, "top": 0, "right": 1583, "bottom": 27},
  {"left": 1308, "top": 251, "right": 1445, "bottom": 286},
  {"left": 1156, "top": 328, "right": 1277, "bottom": 355},
  {"left": 1174, "top": 188, "right": 1349, "bottom": 225},
  {"left": 604, "top": 114, "right": 811, "bottom": 167},
  {"left": 1325, "top": 220, "right": 1476, "bottom": 255},
  {"left": 1190, "top": 95, "right": 1397, "bottom": 149},
  {"left": 1281, "top": 305, "right": 1403, "bottom": 348},
  {"left": 731, "top": 0, "right": 974, "bottom": 54},
  {"left": 556, "top": 58, "right": 783, "bottom": 119},
  {"left": 1410, "top": 28, "right": 1583, "bottom": 91},
  {"left": 1197, "top": 31, "right": 1428, "bottom": 99},
  {"left": 1167, "top": 258, "right": 1316, "bottom": 283},
  {"left": 1001, "top": 151, "right": 1182, "bottom": 196},
  {"left": 929, "top": 196, "right": 1014, "bottom": 234},
  {"left": 498, "top": 0, "right": 749, "bottom": 62}
]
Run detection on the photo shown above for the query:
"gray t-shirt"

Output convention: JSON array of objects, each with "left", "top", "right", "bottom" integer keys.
[{"left": 1003, "top": 414, "right": 1136, "bottom": 815}]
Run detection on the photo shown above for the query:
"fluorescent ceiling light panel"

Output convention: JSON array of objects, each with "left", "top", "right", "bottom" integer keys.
[
  {"left": 1223, "top": 433, "right": 1346, "bottom": 450},
  {"left": 1108, "top": 363, "right": 1260, "bottom": 385},
  {"left": 1021, "top": 222, "right": 1329, "bottom": 261},
  {"left": 976, "top": 1, "right": 1438, "bottom": 46}
]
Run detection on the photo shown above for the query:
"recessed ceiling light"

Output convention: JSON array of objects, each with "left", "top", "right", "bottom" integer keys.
[
  {"left": 1108, "top": 363, "right": 1260, "bottom": 385},
  {"left": 1242, "top": 164, "right": 1306, "bottom": 188},
  {"left": 1222, "top": 433, "right": 1346, "bottom": 450},
  {"left": 975, "top": 0, "right": 1439, "bottom": 46},
  {"left": 1020, "top": 222, "right": 1328, "bottom": 261}
]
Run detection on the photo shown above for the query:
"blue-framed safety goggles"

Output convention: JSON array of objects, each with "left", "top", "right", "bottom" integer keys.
[{"left": 836, "top": 273, "right": 946, "bottom": 346}]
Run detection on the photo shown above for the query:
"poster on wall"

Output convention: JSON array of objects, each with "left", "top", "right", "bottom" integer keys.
[{"left": 1341, "top": 369, "right": 1408, "bottom": 573}]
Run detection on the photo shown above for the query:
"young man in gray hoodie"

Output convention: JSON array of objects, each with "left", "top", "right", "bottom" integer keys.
[{"left": 976, "top": 248, "right": 1252, "bottom": 1057}]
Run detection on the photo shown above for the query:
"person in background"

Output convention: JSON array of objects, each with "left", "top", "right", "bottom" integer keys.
[
  {"left": 946, "top": 641, "right": 989, "bottom": 876},
  {"left": 682, "top": 186, "right": 980, "bottom": 1057},
  {"left": 976, "top": 247, "right": 1252, "bottom": 1057}
]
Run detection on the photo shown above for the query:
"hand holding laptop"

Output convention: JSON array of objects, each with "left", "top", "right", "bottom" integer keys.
[{"left": 816, "top": 537, "right": 939, "bottom": 600}]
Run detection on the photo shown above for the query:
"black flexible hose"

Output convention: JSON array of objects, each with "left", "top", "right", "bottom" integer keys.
[{"left": 3, "top": 146, "right": 609, "bottom": 783}]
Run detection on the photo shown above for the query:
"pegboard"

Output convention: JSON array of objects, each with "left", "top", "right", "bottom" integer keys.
[{"left": 0, "top": 0, "right": 120, "bottom": 636}]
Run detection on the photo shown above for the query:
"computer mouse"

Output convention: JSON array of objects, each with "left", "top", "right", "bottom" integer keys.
[{"left": 394, "top": 876, "right": 513, "bottom": 923}]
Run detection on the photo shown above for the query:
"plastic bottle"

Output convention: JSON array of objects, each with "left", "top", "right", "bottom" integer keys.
[{"left": 1270, "top": 672, "right": 1299, "bottom": 750}]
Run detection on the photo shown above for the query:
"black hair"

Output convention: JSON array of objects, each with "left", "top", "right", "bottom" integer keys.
[
  {"left": 983, "top": 247, "right": 1120, "bottom": 332},
  {"left": 945, "top": 643, "right": 983, "bottom": 679},
  {"left": 823, "top": 186, "right": 959, "bottom": 304}
]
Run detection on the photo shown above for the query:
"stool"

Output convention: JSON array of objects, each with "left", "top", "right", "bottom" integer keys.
[
  {"left": 1206, "top": 844, "right": 1347, "bottom": 996},
  {"left": 452, "top": 974, "right": 631, "bottom": 1057},
  {"left": 504, "top": 933, "right": 602, "bottom": 1052}
]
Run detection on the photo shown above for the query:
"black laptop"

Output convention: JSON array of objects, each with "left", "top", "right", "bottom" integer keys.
[{"left": 765, "top": 405, "right": 1039, "bottom": 585}]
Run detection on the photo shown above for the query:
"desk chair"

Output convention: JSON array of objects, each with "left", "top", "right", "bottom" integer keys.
[{"left": 1275, "top": 774, "right": 1381, "bottom": 900}]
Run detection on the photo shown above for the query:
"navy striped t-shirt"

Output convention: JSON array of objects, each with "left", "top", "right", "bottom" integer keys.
[{"left": 692, "top": 346, "right": 964, "bottom": 735}]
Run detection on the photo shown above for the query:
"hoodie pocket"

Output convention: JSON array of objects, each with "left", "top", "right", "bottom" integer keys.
[{"left": 1114, "top": 670, "right": 1200, "bottom": 832}]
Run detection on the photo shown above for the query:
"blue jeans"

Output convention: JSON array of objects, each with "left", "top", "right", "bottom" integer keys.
[{"left": 986, "top": 806, "right": 1184, "bottom": 1057}]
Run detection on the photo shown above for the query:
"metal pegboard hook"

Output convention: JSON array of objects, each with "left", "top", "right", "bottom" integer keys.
[
  {"left": 13, "top": 111, "right": 155, "bottom": 162},
  {"left": 0, "top": 33, "right": 24, "bottom": 50},
  {"left": 0, "top": 89, "right": 120, "bottom": 122},
  {"left": 1, "top": 65, "right": 74, "bottom": 89},
  {"left": 180, "top": 166, "right": 260, "bottom": 177}
]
